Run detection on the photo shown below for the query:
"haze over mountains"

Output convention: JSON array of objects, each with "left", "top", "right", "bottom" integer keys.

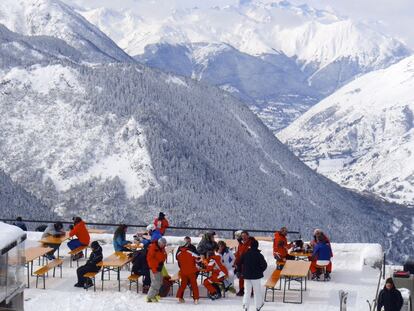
[
  {"left": 0, "top": 0, "right": 412, "bottom": 262},
  {"left": 72, "top": 0, "right": 410, "bottom": 131}
]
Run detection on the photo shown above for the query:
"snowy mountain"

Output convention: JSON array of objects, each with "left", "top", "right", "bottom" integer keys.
[
  {"left": 0, "top": 0, "right": 134, "bottom": 63},
  {"left": 0, "top": 25, "right": 412, "bottom": 262},
  {"left": 72, "top": 0, "right": 410, "bottom": 131},
  {"left": 278, "top": 55, "right": 414, "bottom": 207}
]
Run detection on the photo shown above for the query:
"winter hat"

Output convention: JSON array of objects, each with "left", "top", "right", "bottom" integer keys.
[
  {"left": 158, "top": 212, "right": 166, "bottom": 219},
  {"left": 146, "top": 224, "right": 155, "bottom": 231},
  {"left": 385, "top": 278, "right": 395, "bottom": 287},
  {"left": 234, "top": 230, "right": 243, "bottom": 239},
  {"left": 158, "top": 237, "right": 167, "bottom": 247},
  {"left": 91, "top": 241, "right": 100, "bottom": 250}
]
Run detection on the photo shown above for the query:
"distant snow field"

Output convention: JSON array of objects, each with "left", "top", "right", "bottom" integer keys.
[{"left": 24, "top": 232, "right": 384, "bottom": 311}]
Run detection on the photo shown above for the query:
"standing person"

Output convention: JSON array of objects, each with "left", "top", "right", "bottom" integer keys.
[
  {"left": 197, "top": 231, "right": 217, "bottom": 257},
  {"left": 218, "top": 240, "right": 236, "bottom": 290},
  {"left": 113, "top": 224, "right": 131, "bottom": 252},
  {"left": 42, "top": 221, "right": 65, "bottom": 260},
  {"left": 154, "top": 212, "right": 169, "bottom": 235},
  {"left": 273, "top": 227, "right": 293, "bottom": 263},
  {"left": 142, "top": 224, "right": 162, "bottom": 247},
  {"left": 203, "top": 250, "right": 228, "bottom": 300},
  {"left": 68, "top": 217, "right": 90, "bottom": 260},
  {"left": 310, "top": 236, "right": 332, "bottom": 280},
  {"left": 13, "top": 217, "right": 27, "bottom": 231},
  {"left": 176, "top": 242, "right": 200, "bottom": 304},
  {"left": 176, "top": 236, "right": 199, "bottom": 261},
  {"left": 240, "top": 239, "right": 267, "bottom": 311},
  {"left": 377, "top": 278, "right": 404, "bottom": 311},
  {"left": 146, "top": 237, "right": 167, "bottom": 303},
  {"left": 235, "top": 230, "right": 253, "bottom": 296},
  {"left": 74, "top": 241, "right": 103, "bottom": 289}
]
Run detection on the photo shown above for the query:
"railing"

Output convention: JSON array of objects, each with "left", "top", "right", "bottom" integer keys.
[{"left": 0, "top": 218, "right": 301, "bottom": 239}]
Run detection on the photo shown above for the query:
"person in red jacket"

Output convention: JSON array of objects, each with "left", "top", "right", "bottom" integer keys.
[
  {"left": 273, "top": 227, "right": 293, "bottom": 264},
  {"left": 235, "top": 230, "right": 253, "bottom": 296},
  {"left": 203, "top": 250, "right": 228, "bottom": 300},
  {"left": 154, "top": 212, "right": 169, "bottom": 235},
  {"left": 176, "top": 243, "right": 200, "bottom": 304},
  {"left": 146, "top": 237, "right": 167, "bottom": 303},
  {"left": 68, "top": 217, "right": 90, "bottom": 260}
]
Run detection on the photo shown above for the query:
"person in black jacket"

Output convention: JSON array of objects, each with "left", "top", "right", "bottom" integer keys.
[
  {"left": 377, "top": 278, "right": 404, "bottom": 311},
  {"left": 197, "top": 231, "right": 217, "bottom": 258},
  {"left": 131, "top": 244, "right": 151, "bottom": 293},
  {"left": 240, "top": 238, "right": 267, "bottom": 311},
  {"left": 74, "top": 241, "right": 103, "bottom": 289},
  {"left": 13, "top": 217, "right": 27, "bottom": 231}
]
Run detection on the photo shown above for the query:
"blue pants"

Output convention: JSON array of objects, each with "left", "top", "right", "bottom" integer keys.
[{"left": 68, "top": 239, "right": 85, "bottom": 250}]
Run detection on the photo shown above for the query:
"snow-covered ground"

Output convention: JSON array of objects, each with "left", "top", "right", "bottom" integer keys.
[{"left": 23, "top": 232, "right": 387, "bottom": 310}]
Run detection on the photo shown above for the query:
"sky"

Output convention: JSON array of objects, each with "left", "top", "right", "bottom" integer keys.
[{"left": 68, "top": 0, "right": 414, "bottom": 49}]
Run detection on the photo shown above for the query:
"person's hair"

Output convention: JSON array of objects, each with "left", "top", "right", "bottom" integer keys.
[
  {"left": 184, "top": 236, "right": 191, "bottom": 241},
  {"left": 54, "top": 222, "right": 63, "bottom": 230},
  {"left": 316, "top": 235, "right": 326, "bottom": 243},
  {"left": 158, "top": 237, "right": 167, "bottom": 247},
  {"left": 217, "top": 240, "right": 227, "bottom": 248},
  {"left": 16, "top": 216, "right": 22, "bottom": 221},
  {"left": 114, "top": 224, "right": 127, "bottom": 239},
  {"left": 158, "top": 212, "right": 165, "bottom": 220},
  {"left": 73, "top": 217, "right": 82, "bottom": 224},
  {"left": 385, "top": 277, "right": 395, "bottom": 287},
  {"left": 241, "top": 230, "right": 249, "bottom": 236},
  {"left": 250, "top": 238, "right": 259, "bottom": 250},
  {"left": 91, "top": 241, "right": 100, "bottom": 250}
]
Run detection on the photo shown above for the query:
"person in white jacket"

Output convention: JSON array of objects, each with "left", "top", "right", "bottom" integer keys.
[{"left": 217, "top": 240, "right": 236, "bottom": 290}]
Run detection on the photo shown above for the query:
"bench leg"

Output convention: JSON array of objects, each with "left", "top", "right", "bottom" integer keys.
[
  {"left": 53, "top": 267, "right": 56, "bottom": 278},
  {"left": 118, "top": 268, "right": 121, "bottom": 292},
  {"left": 60, "top": 264, "right": 63, "bottom": 278},
  {"left": 129, "top": 280, "right": 132, "bottom": 291},
  {"left": 35, "top": 275, "right": 39, "bottom": 289},
  {"left": 93, "top": 277, "right": 96, "bottom": 292},
  {"left": 101, "top": 270, "right": 104, "bottom": 291},
  {"left": 43, "top": 274, "right": 46, "bottom": 290},
  {"left": 70, "top": 256, "right": 73, "bottom": 268}
]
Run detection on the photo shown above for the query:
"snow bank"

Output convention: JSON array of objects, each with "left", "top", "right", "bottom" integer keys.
[{"left": 0, "top": 222, "right": 25, "bottom": 252}]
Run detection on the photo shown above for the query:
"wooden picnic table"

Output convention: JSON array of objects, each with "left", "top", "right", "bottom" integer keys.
[
  {"left": 39, "top": 232, "right": 70, "bottom": 258},
  {"left": 289, "top": 251, "right": 313, "bottom": 259},
  {"left": 223, "top": 239, "right": 239, "bottom": 249},
  {"left": 255, "top": 236, "right": 273, "bottom": 242},
  {"left": 98, "top": 252, "right": 132, "bottom": 291},
  {"left": 88, "top": 228, "right": 107, "bottom": 234},
  {"left": 280, "top": 260, "right": 311, "bottom": 304},
  {"left": 125, "top": 243, "right": 143, "bottom": 250},
  {"left": 24, "top": 246, "right": 53, "bottom": 288}
]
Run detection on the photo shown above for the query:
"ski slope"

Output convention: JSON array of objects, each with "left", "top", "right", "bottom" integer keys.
[{"left": 24, "top": 231, "right": 384, "bottom": 310}]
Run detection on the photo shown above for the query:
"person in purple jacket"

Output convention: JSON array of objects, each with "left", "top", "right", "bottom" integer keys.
[{"left": 310, "top": 235, "right": 332, "bottom": 280}]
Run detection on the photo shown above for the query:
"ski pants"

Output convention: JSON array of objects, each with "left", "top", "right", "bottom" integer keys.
[
  {"left": 243, "top": 279, "right": 263, "bottom": 310},
  {"left": 176, "top": 272, "right": 199, "bottom": 300}
]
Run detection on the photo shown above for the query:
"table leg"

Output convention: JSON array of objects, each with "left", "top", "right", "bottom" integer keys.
[
  {"left": 26, "top": 263, "right": 30, "bottom": 288},
  {"left": 283, "top": 276, "right": 288, "bottom": 303},
  {"left": 300, "top": 277, "right": 303, "bottom": 304},
  {"left": 101, "top": 269, "right": 104, "bottom": 291},
  {"left": 118, "top": 267, "right": 121, "bottom": 292}
]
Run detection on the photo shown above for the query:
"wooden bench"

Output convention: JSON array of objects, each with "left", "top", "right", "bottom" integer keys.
[
  {"left": 83, "top": 271, "right": 99, "bottom": 292},
  {"left": 33, "top": 259, "right": 63, "bottom": 289},
  {"left": 68, "top": 245, "right": 89, "bottom": 268},
  {"left": 264, "top": 269, "right": 282, "bottom": 302},
  {"left": 128, "top": 274, "right": 141, "bottom": 293}
]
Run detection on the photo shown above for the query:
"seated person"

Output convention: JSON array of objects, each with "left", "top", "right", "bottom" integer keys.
[
  {"left": 218, "top": 240, "right": 235, "bottom": 290},
  {"left": 141, "top": 224, "right": 162, "bottom": 247},
  {"left": 68, "top": 217, "right": 90, "bottom": 260},
  {"left": 74, "top": 241, "right": 103, "bottom": 289},
  {"left": 113, "top": 224, "right": 131, "bottom": 252},
  {"left": 42, "top": 221, "right": 65, "bottom": 260},
  {"left": 131, "top": 243, "right": 151, "bottom": 293},
  {"left": 310, "top": 229, "right": 333, "bottom": 275},
  {"left": 176, "top": 241, "right": 200, "bottom": 304},
  {"left": 202, "top": 250, "right": 228, "bottom": 300},
  {"left": 310, "top": 236, "right": 332, "bottom": 280},
  {"left": 273, "top": 226, "right": 293, "bottom": 264}
]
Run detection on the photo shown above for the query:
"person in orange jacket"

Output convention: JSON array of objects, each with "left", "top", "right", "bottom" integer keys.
[
  {"left": 154, "top": 212, "right": 169, "bottom": 235},
  {"left": 176, "top": 241, "right": 200, "bottom": 304},
  {"left": 146, "top": 237, "right": 167, "bottom": 303},
  {"left": 234, "top": 230, "right": 253, "bottom": 296},
  {"left": 68, "top": 217, "right": 90, "bottom": 260},
  {"left": 203, "top": 250, "right": 229, "bottom": 300},
  {"left": 273, "top": 227, "right": 293, "bottom": 263}
]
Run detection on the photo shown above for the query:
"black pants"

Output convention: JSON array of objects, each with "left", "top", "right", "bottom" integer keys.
[
  {"left": 77, "top": 264, "right": 100, "bottom": 286},
  {"left": 45, "top": 243, "right": 60, "bottom": 256},
  {"left": 133, "top": 269, "right": 151, "bottom": 286}
]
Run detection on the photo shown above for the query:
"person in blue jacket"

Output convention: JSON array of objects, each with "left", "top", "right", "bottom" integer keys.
[
  {"left": 141, "top": 224, "right": 162, "bottom": 247},
  {"left": 113, "top": 224, "right": 131, "bottom": 252},
  {"left": 310, "top": 236, "right": 332, "bottom": 280}
]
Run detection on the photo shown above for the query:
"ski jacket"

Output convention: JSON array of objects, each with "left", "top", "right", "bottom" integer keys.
[
  {"left": 147, "top": 241, "right": 167, "bottom": 273},
  {"left": 197, "top": 233, "right": 217, "bottom": 256},
  {"left": 177, "top": 246, "right": 199, "bottom": 275},
  {"left": 240, "top": 248, "right": 267, "bottom": 280},
  {"left": 312, "top": 241, "right": 332, "bottom": 261},
  {"left": 205, "top": 255, "right": 228, "bottom": 279},
  {"left": 273, "top": 231, "right": 291, "bottom": 259},
  {"left": 113, "top": 233, "right": 129, "bottom": 252},
  {"left": 154, "top": 218, "right": 169, "bottom": 235},
  {"left": 69, "top": 220, "right": 90, "bottom": 246},
  {"left": 219, "top": 247, "right": 235, "bottom": 271},
  {"left": 377, "top": 287, "right": 403, "bottom": 311},
  {"left": 235, "top": 237, "right": 253, "bottom": 266},
  {"left": 86, "top": 244, "right": 103, "bottom": 267}
]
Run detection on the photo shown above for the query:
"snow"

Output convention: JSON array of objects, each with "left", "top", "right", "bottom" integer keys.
[
  {"left": 0, "top": 222, "right": 25, "bottom": 251},
  {"left": 22, "top": 231, "right": 385, "bottom": 310},
  {"left": 281, "top": 187, "right": 293, "bottom": 197},
  {"left": 165, "top": 75, "right": 188, "bottom": 87},
  {"left": 279, "top": 55, "right": 414, "bottom": 205}
]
